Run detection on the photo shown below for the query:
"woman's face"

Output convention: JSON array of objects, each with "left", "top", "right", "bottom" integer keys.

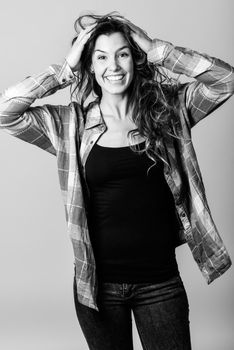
[{"left": 91, "top": 32, "right": 134, "bottom": 97}]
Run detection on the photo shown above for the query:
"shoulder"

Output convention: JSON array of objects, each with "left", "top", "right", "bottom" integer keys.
[{"left": 44, "top": 101, "right": 83, "bottom": 122}]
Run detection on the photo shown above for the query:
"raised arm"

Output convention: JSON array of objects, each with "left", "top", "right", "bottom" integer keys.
[
  {"left": 0, "top": 22, "right": 97, "bottom": 155},
  {"left": 123, "top": 18, "right": 234, "bottom": 128},
  {"left": 0, "top": 61, "right": 75, "bottom": 155},
  {"left": 147, "top": 39, "right": 234, "bottom": 127}
]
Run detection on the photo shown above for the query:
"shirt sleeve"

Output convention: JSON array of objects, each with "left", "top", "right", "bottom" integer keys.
[
  {"left": 147, "top": 39, "right": 234, "bottom": 127},
  {"left": 0, "top": 60, "right": 76, "bottom": 155}
]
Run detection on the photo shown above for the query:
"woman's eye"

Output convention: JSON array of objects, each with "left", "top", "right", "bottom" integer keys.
[
  {"left": 97, "top": 56, "right": 106, "bottom": 60},
  {"left": 119, "top": 52, "right": 129, "bottom": 58}
]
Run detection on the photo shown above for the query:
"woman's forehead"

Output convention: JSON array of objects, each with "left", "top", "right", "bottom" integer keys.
[{"left": 93, "top": 32, "right": 129, "bottom": 52}]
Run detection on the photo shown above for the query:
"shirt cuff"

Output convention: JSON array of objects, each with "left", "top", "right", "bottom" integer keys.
[
  {"left": 147, "top": 38, "right": 173, "bottom": 64},
  {"left": 49, "top": 59, "right": 76, "bottom": 86}
]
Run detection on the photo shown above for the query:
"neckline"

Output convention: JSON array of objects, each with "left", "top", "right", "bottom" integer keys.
[{"left": 95, "top": 140, "right": 146, "bottom": 149}]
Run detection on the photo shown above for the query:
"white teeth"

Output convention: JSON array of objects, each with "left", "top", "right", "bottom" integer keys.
[{"left": 106, "top": 75, "right": 124, "bottom": 81}]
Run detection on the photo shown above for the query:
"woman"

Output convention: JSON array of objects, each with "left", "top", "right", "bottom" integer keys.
[{"left": 0, "top": 11, "right": 233, "bottom": 350}]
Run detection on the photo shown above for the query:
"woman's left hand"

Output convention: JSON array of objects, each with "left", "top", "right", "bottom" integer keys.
[{"left": 122, "top": 18, "right": 153, "bottom": 54}]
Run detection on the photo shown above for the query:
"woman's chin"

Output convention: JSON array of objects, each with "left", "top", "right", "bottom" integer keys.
[{"left": 101, "top": 84, "right": 130, "bottom": 96}]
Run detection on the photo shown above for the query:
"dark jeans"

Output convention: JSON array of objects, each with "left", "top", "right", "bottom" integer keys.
[{"left": 73, "top": 275, "right": 192, "bottom": 350}]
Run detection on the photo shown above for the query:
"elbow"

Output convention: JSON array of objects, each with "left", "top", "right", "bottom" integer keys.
[
  {"left": 0, "top": 113, "right": 25, "bottom": 132},
  {"left": 225, "top": 66, "right": 234, "bottom": 95},
  {"left": 222, "top": 65, "right": 234, "bottom": 96}
]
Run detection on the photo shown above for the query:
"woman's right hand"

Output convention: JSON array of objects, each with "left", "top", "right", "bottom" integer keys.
[{"left": 65, "top": 23, "right": 97, "bottom": 72}]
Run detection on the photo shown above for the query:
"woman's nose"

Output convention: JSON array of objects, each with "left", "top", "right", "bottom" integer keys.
[{"left": 108, "top": 57, "right": 120, "bottom": 70}]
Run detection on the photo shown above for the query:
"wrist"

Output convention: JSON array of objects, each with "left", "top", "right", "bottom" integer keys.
[
  {"left": 65, "top": 57, "right": 77, "bottom": 72},
  {"left": 50, "top": 60, "right": 76, "bottom": 85},
  {"left": 147, "top": 38, "right": 173, "bottom": 64}
]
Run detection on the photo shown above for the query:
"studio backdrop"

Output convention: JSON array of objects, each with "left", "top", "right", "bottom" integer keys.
[{"left": 0, "top": 1, "right": 233, "bottom": 349}]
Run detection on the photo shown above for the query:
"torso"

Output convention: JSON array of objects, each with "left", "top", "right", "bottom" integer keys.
[
  {"left": 85, "top": 140, "right": 180, "bottom": 283},
  {"left": 84, "top": 105, "right": 180, "bottom": 283}
]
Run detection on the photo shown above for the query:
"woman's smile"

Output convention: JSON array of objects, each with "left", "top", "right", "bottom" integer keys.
[{"left": 104, "top": 74, "right": 126, "bottom": 83}]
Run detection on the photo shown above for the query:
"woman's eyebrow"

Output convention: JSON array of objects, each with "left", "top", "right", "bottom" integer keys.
[{"left": 94, "top": 45, "right": 130, "bottom": 53}]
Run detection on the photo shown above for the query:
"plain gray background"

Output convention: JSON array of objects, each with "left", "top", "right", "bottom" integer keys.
[{"left": 0, "top": 0, "right": 233, "bottom": 349}]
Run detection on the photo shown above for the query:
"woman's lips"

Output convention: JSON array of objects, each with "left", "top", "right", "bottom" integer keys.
[{"left": 105, "top": 74, "right": 125, "bottom": 82}]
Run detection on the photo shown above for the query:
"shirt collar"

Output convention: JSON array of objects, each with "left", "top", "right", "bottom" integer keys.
[{"left": 84, "top": 101, "right": 105, "bottom": 130}]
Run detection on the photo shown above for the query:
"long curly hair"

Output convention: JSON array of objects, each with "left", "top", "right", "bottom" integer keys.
[{"left": 71, "top": 12, "right": 179, "bottom": 166}]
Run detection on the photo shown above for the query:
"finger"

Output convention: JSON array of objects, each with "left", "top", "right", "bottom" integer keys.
[
  {"left": 78, "top": 24, "right": 96, "bottom": 41},
  {"left": 77, "top": 26, "right": 96, "bottom": 46},
  {"left": 84, "top": 22, "right": 97, "bottom": 32},
  {"left": 79, "top": 23, "right": 97, "bottom": 40}
]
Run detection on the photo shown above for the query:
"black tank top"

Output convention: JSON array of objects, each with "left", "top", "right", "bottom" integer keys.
[{"left": 85, "top": 141, "right": 180, "bottom": 283}]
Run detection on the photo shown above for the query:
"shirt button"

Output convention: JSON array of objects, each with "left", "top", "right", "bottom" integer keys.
[
  {"left": 61, "top": 78, "right": 66, "bottom": 83},
  {"left": 90, "top": 141, "right": 94, "bottom": 144},
  {"left": 181, "top": 212, "right": 186, "bottom": 218}
]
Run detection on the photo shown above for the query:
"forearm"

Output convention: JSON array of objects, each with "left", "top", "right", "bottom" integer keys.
[
  {"left": 0, "top": 60, "right": 75, "bottom": 128},
  {"left": 147, "top": 39, "right": 234, "bottom": 98}
]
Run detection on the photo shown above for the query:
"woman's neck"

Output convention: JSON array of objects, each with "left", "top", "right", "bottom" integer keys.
[{"left": 100, "top": 93, "right": 130, "bottom": 121}]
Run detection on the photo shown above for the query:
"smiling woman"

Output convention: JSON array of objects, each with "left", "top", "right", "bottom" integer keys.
[
  {"left": 68, "top": 13, "right": 179, "bottom": 152},
  {"left": 0, "top": 9, "right": 233, "bottom": 350}
]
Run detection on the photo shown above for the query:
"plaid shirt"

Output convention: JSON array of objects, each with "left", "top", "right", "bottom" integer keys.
[{"left": 0, "top": 39, "right": 233, "bottom": 311}]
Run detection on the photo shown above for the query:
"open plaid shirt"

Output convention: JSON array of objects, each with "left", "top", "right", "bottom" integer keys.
[{"left": 0, "top": 39, "right": 233, "bottom": 311}]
